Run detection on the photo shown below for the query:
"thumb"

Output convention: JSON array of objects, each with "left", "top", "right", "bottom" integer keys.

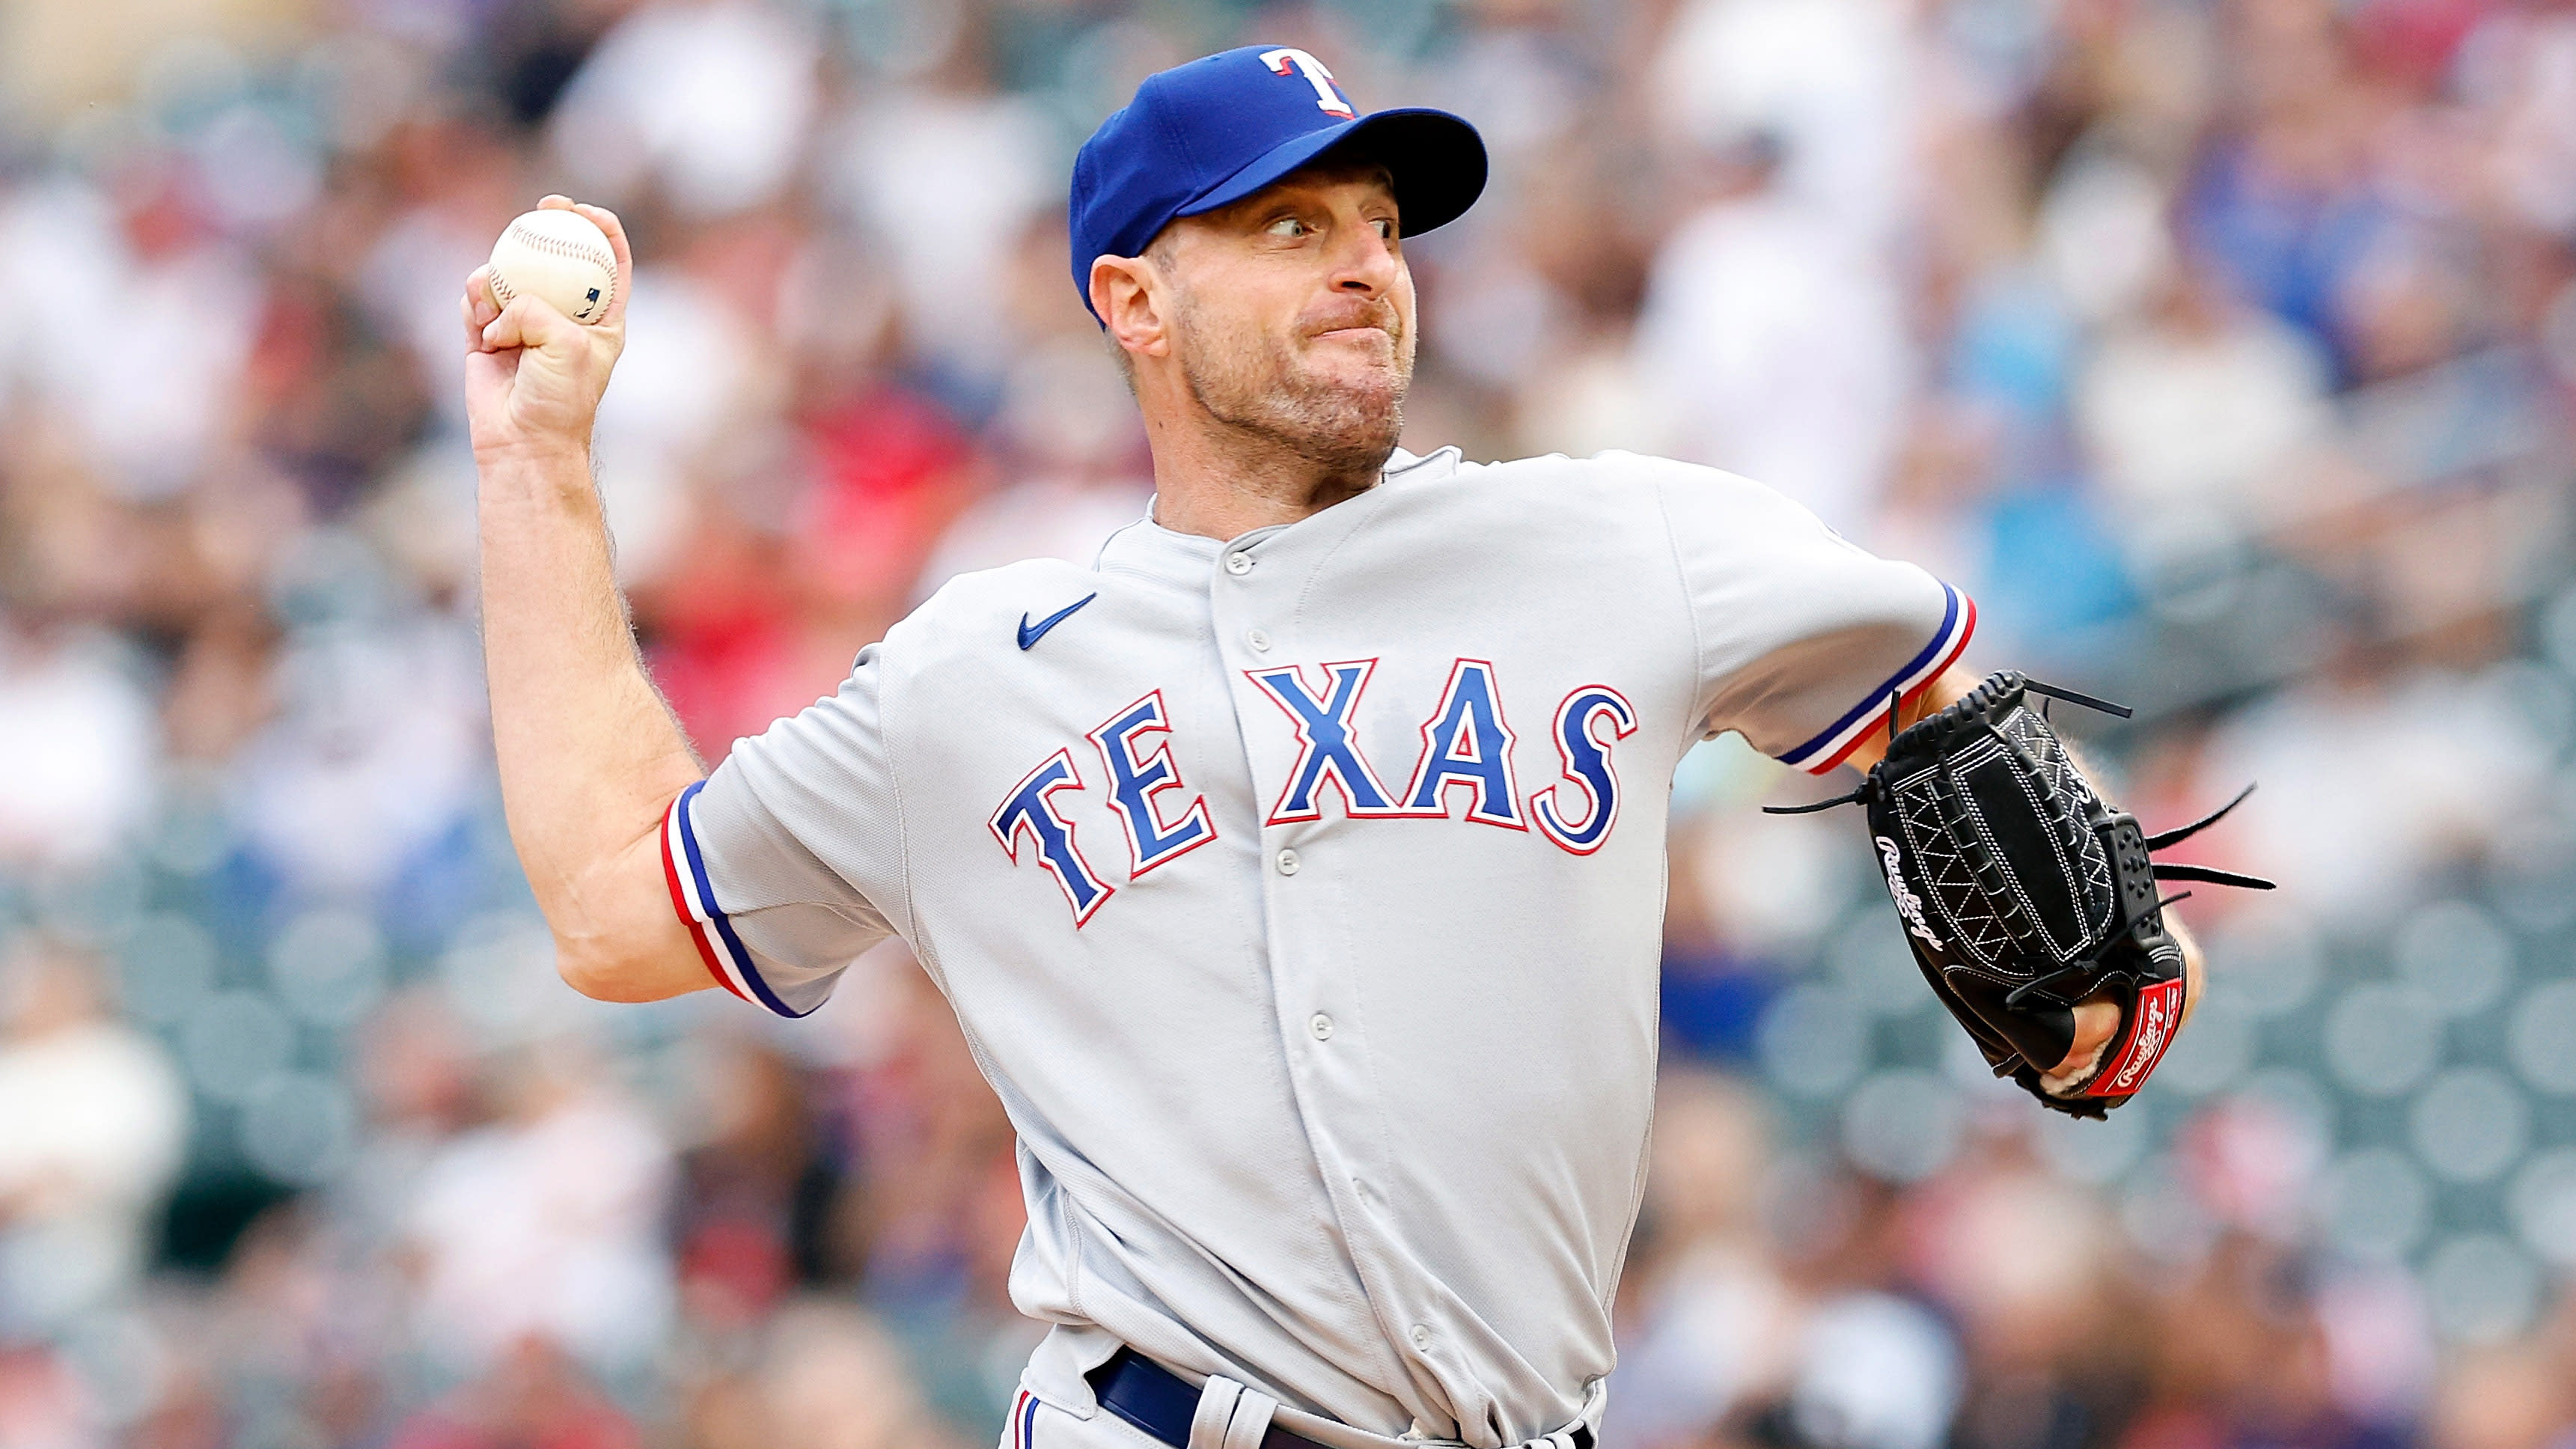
[{"left": 481, "top": 296, "right": 584, "bottom": 357}]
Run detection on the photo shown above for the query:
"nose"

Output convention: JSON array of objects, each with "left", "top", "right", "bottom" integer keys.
[{"left": 1328, "top": 222, "right": 1399, "bottom": 298}]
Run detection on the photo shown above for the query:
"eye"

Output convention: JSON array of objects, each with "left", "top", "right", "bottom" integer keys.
[
  {"left": 1372, "top": 217, "right": 1397, "bottom": 241},
  {"left": 1266, "top": 216, "right": 1309, "bottom": 238}
]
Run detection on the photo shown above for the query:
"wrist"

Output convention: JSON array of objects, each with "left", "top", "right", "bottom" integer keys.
[
  {"left": 474, "top": 441, "right": 599, "bottom": 506},
  {"left": 474, "top": 436, "right": 592, "bottom": 471}
]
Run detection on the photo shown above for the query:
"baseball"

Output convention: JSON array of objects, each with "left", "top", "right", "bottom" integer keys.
[{"left": 486, "top": 207, "right": 617, "bottom": 326}]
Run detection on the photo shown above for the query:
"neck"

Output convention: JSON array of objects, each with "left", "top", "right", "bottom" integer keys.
[{"left": 1141, "top": 401, "right": 1388, "bottom": 542}]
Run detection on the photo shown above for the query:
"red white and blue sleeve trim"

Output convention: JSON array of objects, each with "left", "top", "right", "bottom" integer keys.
[
  {"left": 662, "top": 780, "right": 820, "bottom": 1019},
  {"left": 1774, "top": 584, "right": 1977, "bottom": 776}
]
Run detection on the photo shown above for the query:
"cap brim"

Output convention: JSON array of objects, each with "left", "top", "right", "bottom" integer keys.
[{"left": 1175, "top": 107, "right": 1487, "bottom": 241}]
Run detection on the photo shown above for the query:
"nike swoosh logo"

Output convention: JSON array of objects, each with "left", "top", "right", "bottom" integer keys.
[{"left": 1017, "top": 593, "right": 1099, "bottom": 650}]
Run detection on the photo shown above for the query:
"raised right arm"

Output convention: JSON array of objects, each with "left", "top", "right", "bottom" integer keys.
[{"left": 463, "top": 197, "right": 712, "bottom": 1003}]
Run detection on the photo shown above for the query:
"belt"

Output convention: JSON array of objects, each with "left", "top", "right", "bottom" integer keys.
[
  {"left": 1085, "top": 1349, "right": 1595, "bottom": 1449},
  {"left": 1090, "top": 1349, "right": 1325, "bottom": 1449}
]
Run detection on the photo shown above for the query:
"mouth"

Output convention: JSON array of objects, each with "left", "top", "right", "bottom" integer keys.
[{"left": 1312, "top": 325, "right": 1394, "bottom": 346}]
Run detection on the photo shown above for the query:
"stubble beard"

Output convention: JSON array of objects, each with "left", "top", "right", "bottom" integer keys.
[{"left": 1171, "top": 289, "right": 1411, "bottom": 482}]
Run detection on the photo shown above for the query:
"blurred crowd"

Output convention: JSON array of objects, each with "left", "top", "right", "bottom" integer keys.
[{"left": 1, "top": 0, "right": 2575, "bottom": 1446}]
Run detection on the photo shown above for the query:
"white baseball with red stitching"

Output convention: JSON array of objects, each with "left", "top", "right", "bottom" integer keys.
[{"left": 486, "top": 208, "right": 617, "bottom": 325}]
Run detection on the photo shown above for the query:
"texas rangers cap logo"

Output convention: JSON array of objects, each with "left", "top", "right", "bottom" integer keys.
[
  {"left": 1260, "top": 47, "right": 1355, "bottom": 117},
  {"left": 1066, "top": 44, "right": 1489, "bottom": 318}
]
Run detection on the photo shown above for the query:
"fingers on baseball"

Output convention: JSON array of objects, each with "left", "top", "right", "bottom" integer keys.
[
  {"left": 482, "top": 294, "right": 577, "bottom": 354},
  {"left": 569, "top": 201, "right": 635, "bottom": 323},
  {"left": 530, "top": 194, "right": 632, "bottom": 326},
  {"left": 463, "top": 267, "right": 502, "bottom": 347}
]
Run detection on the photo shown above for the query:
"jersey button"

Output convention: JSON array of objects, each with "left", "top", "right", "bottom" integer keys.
[
  {"left": 1309, "top": 1013, "right": 1333, "bottom": 1040},
  {"left": 1275, "top": 849, "right": 1300, "bottom": 876},
  {"left": 1247, "top": 629, "right": 1272, "bottom": 652},
  {"left": 1410, "top": 1325, "right": 1432, "bottom": 1350},
  {"left": 1225, "top": 551, "right": 1254, "bottom": 576}
]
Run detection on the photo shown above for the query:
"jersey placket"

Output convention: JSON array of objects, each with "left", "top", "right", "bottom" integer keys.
[{"left": 1206, "top": 522, "right": 1458, "bottom": 1411}]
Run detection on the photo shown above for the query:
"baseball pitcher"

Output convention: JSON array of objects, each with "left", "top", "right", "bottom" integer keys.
[{"left": 462, "top": 46, "right": 2261, "bottom": 1449}]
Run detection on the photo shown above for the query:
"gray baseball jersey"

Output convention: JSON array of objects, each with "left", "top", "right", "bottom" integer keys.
[{"left": 660, "top": 447, "right": 1971, "bottom": 1446}]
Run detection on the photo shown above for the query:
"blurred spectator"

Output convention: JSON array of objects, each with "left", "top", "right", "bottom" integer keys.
[
  {"left": 548, "top": 0, "right": 822, "bottom": 222},
  {"left": 335, "top": 988, "right": 479, "bottom": 1245},
  {"left": 1648, "top": 0, "right": 1916, "bottom": 250},
  {"left": 0, "top": 165, "right": 263, "bottom": 503},
  {"left": 2074, "top": 261, "right": 2333, "bottom": 534},
  {"left": 2200, "top": 652, "right": 2551, "bottom": 921},
  {"left": 230, "top": 606, "right": 489, "bottom": 904},
  {"left": 1608, "top": 1070, "right": 1801, "bottom": 1445},
  {"left": 825, "top": 40, "right": 1056, "bottom": 384},
  {"left": 387, "top": 1338, "right": 643, "bottom": 1449},
  {"left": 399, "top": 1040, "right": 674, "bottom": 1385},
  {"left": 2427, "top": 1330, "right": 2576, "bottom": 1449},
  {"left": 0, "top": 623, "right": 158, "bottom": 870},
  {"left": 685, "top": 1299, "right": 967, "bottom": 1449},
  {"left": 1611, "top": 1071, "right": 1963, "bottom": 1449},
  {"left": 671, "top": 1031, "right": 834, "bottom": 1328},
  {"left": 1632, "top": 131, "right": 1914, "bottom": 532},
  {"left": 0, "top": 938, "right": 187, "bottom": 1335}
]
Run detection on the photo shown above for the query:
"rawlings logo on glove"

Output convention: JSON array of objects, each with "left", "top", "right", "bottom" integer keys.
[
  {"left": 1773, "top": 672, "right": 2272, "bottom": 1119},
  {"left": 1875, "top": 835, "right": 1944, "bottom": 950},
  {"left": 2102, "top": 977, "right": 2184, "bottom": 1093}
]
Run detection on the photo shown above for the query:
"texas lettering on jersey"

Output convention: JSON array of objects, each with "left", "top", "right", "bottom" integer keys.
[{"left": 988, "top": 659, "right": 1638, "bottom": 926}]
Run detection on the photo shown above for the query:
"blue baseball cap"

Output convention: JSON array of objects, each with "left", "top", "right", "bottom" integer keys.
[{"left": 1069, "top": 45, "right": 1487, "bottom": 319}]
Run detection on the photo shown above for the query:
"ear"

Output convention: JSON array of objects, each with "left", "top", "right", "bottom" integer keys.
[{"left": 1090, "top": 254, "right": 1169, "bottom": 367}]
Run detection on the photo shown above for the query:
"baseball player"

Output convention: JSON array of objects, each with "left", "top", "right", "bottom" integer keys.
[{"left": 463, "top": 45, "right": 2224, "bottom": 1449}]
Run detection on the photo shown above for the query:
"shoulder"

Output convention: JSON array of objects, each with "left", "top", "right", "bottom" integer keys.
[
  {"left": 869, "top": 558, "right": 1102, "bottom": 667},
  {"left": 912, "top": 555, "right": 1101, "bottom": 613},
  {"left": 1416, "top": 446, "right": 1748, "bottom": 495},
  {"left": 1429, "top": 448, "right": 1879, "bottom": 575},
  {"left": 1395, "top": 446, "right": 1772, "bottom": 525}
]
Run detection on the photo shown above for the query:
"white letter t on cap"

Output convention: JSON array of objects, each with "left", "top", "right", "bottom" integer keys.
[{"left": 1262, "top": 47, "right": 1355, "bottom": 118}]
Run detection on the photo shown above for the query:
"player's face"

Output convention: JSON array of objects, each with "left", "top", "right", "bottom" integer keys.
[{"left": 1156, "top": 165, "right": 1416, "bottom": 475}]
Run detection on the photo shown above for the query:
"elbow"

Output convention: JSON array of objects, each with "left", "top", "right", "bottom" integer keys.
[
  {"left": 538, "top": 832, "right": 709, "bottom": 1004},
  {"left": 553, "top": 936, "right": 627, "bottom": 1001},
  {"left": 552, "top": 931, "right": 680, "bottom": 1003}
]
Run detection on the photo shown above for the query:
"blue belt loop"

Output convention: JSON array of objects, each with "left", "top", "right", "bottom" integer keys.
[
  {"left": 1082, "top": 1347, "right": 1597, "bottom": 1449},
  {"left": 1087, "top": 1350, "right": 1317, "bottom": 1449}
]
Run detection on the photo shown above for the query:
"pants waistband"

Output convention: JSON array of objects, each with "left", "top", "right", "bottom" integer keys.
[
  {"left": 1084, "top": 1348, "right": 1596, "bottom": 1449},
  {"left": 1090, "top": 1348, "right": 1324, "bottom": 1449}
]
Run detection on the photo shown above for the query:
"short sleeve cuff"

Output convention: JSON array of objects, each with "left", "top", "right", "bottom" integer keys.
[
  {"left": 661, "top": 781, "right": 827, "bottom": 1018},
  {"left": 1773, "top": 584, "right": 1977, "bottom": 776}
]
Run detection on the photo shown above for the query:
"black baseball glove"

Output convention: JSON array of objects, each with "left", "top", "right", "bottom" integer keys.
[{"left": 1772, "top": 671, "right": 2271, "bottom": 1117}]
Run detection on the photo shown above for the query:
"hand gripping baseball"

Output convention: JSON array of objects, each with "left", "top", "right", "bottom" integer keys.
[
  {"left": 461, "top": 196, "right": 633, "bottom": 463},
  {"left": 1770, "top": 672, "right": 2274, "bottom": 1117}
]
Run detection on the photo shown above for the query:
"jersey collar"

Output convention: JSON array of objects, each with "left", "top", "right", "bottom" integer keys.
[{"left": 1097, "top": 448, "right": 1456, "bottom": 584}]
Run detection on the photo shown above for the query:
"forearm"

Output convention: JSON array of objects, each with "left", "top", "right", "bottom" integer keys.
[
  {"left": 477, "top": 444, "right": 705, "bottom": 995},
  {"left": 1838, "top": 663, "right": 1976, "bottom": 774}
]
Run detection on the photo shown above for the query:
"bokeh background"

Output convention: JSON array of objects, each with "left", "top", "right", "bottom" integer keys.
[{"left": 2, "top": 0, "right": 2575, "bottom": 1445}]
